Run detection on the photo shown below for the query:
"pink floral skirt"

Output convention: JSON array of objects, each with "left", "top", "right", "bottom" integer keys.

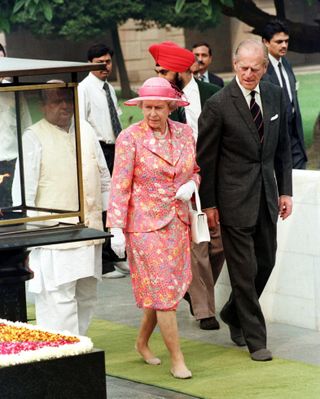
[{"left": 125, "top": 217, "right": 192, "bottom": 310}]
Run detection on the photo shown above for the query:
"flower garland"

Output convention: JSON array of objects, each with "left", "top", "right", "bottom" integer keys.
[{"left": 0, "top": 318, "right": 93, "bottom": 367}]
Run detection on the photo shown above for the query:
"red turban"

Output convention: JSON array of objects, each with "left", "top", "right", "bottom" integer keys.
[{"left": 149, "top": 41, "right": 195, "bottom": 73}]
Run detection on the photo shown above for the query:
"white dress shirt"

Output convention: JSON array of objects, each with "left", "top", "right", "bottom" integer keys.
[
  {"left": 268, "top": 54, "right": 293, "bottom": 103},
  {"left": 182, "top": 76, "right": 202, "bottom": 141},
  {"left": 0, "top": 89, "right": 32, "bottom": 161},
  {"left": 201, "top": 70, "right": 210, "bottom": 83},
  {"left": 78, "top": 72, "right": 122, "bottom": 144},
  {"left": 236, "top": 76, "right": 264, "bottom": 116}
]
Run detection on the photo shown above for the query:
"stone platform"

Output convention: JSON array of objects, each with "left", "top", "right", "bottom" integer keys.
[{"left": 0, "top": 349, "right": 106, "bottom": 399}]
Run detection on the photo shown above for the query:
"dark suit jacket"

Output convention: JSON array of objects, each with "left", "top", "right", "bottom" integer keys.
[
  {"left": 170, "top": 79, "right": 220, "bottom": 122},
  {"left": 197, "top": 78, "right": 292, "bottom": 227},
  {"left": 263, "top": 58, "right": 307, "bottom": 166},
  {"left": 208, "top": 72, "right": 224, "bottom": 88}
]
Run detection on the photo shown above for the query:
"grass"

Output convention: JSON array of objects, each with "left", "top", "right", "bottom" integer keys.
[
  {"left": 119, "top": 99, "right": 142, "bottom": 129},
  {"left": 296, "top": 72, "right": 320, "bottom": 147}
]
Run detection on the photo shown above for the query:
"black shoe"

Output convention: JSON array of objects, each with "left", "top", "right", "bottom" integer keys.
[
  {"left": 250, "top": 348, "right": 272, "bottom": 361},
  {"left": 183, "top": 292, "right": 194, "bottom": 316},
  {"left": 200, "top": 317, "right": 220, "bottom": 330},
  {"left": 220, "top": 309, "right": 246, "bottom": 347}
]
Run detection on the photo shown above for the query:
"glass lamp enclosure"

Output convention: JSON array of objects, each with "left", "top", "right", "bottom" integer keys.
[
  {"left": 0, "top": 58, "right": 107, "bottom": 247},
  {"left": 0, "top": 82, "right": 84, "bottom": 232}
]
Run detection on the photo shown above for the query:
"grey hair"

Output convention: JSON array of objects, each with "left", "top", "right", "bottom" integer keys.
[
  {"left": 138, "top": 100, "right": 179, "bottom": 111},
  {"left": 233, "top": 39, "right": 269, "bottom": 66}
]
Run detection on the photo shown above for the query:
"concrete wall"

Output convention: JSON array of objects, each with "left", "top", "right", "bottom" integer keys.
[
  {"left": 118, "top": 19, "right": 184, "bottom": 84},
  {"left": 4, "top": 28, "right": 115, "bottom": 83},
  {"left": 184, "top": 15, "right": 232, "bottom": 74}
]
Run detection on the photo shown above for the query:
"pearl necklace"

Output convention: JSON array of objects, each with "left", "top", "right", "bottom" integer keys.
[{"left": 153, "top": 124, "right": 168, "bottom": 140}]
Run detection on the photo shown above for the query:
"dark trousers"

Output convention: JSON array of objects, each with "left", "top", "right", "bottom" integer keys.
[
  {"left": 220, "top": 192, "right": 277, "bottom": 353},
  {"left": 0, "top": 159, "right": 17, "bottom": 208},
  {"left": 99, "top": 142, "right": 115, "bottom": 176},
  {"left": 188, "top": 225, "right": 225, "bottom": 319},
  {"left": 289, "top": 114, "right": 307, "bottom": 170},
  {"left": 99, "top": 141, "right": 125, "bottom": 273}
]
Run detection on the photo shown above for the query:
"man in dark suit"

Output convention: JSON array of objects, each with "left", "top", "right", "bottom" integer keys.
[
  {"left": 149, "top": 41, "right": 225, "bottom": 331},
  {"left": 262, "top": 20, "right": 307, "bottom": 169},
  {"left": 192, "top": 42, "right": 224, "bottom": 88},
  {"left": 197, "top": 39, "right": 292, "bottom": 361}
]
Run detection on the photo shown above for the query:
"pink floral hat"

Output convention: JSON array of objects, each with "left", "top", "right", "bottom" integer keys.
[{"left": 124, "top": 77, "right": 189, "bottom": 107}]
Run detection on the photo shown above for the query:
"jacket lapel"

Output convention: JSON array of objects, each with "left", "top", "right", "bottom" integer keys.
[
  {"left": 282, "top": 58, "right": 296, "bottom": 99},
  {"left": 169, "top": 120, "right": 188, "bottom": 166},
  {"left": 142, "top": 120, "right": 187, "bottom": 166},
  {"left": 195, "top": 79, "right": 205, "bottom": 108},
  {"left": 230, "top": 79, "right": 260, "bottom": 145},
  {"left": 267, "top": 63, "right": 280, "bottom": 86},
  {"left": 259, "top": 82, "right": 272, "bottom": 145}
]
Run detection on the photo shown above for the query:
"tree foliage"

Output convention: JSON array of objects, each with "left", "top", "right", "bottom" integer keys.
[
  {"left": 2, "top": 0, "right": 319, "bottom": 53},
  {"left": 176, "top": 0, "right": 320, "bottom": 53},
  {"left": 0, "top": 0, "right": 224, "bottom": 39}
]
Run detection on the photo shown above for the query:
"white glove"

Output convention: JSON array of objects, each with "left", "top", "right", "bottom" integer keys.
[
  {"left": 174, "top": 180, "right": 196, "bottom": 203},
  {"left": 110, "top": 227, "right": 126, "bottom": 259}
]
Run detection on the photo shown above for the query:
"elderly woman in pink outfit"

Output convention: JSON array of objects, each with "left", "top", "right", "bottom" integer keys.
[{"left": 107, "top": 77, "right": 200, "bottom": 379}]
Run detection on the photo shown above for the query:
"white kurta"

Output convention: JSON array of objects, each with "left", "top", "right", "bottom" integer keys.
[
  {"left": 12, "top": 118, "right": 110, "bottom": 334},
  {"left": 18, "top": 119, "right": 110, "bottom": 293}
]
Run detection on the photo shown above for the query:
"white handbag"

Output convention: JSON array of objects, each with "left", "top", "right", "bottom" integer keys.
[{"left": 188, "top": 188, "right": 210, "bottom": 244}]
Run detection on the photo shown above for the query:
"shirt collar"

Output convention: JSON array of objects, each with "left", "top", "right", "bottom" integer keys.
[
  {"left": 203, "top": 70, "right": 209, "bottom": 80},
  {"left": 89, "top": 72, "right": 107, "bottom": 89},
  {"left": 235, "top": 75, "right": 260, "bottom": 99},
  {"left": 183, "top": 75, "right": 198, "bottom": 95},
  {"left": 268, "top": 53, "right": 282, "bottom": 69}
]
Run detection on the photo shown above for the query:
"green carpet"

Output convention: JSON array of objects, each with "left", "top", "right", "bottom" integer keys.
[{"left": 87, "top": 319, "right": 320, "bottom": 399}]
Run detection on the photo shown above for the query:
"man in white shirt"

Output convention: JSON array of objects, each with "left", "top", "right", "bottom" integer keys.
[
  {"left": 0, "top": 44, "right": 32, "bottom": 208},
  {"left": 78, "top": 43, "right": 129, "bottom": 278},
  {"left": 78, "top": 43, "right": 122, "bottom": 175},
  {"left": 149, "top": 41, "right": 224, "bottom": 331},
  {"left": 13, "top": 86, "right": 110, "bottom": 335},
  {"left": 262, "top": 20, "right": 307, "bottom": 169}
]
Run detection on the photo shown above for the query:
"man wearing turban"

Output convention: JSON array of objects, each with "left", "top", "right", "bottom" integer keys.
[{"left": 149, "top": 41, "right": 225, "bottom": 331}]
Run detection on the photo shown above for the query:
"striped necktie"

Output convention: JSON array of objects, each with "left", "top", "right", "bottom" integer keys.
[
  {"left": 103, "top": 82, "right": 122, "bottom": 137},
  {"left": 250, "top": 91, "right": 264, "bottom": 143}
]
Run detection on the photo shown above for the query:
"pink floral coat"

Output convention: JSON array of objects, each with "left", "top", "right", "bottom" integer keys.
[{"left": 107, "top": 119, "right": 200, "bottom": 232}]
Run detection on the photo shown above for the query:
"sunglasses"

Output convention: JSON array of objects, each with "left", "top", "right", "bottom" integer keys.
[{"left": 154, "top": 68, "right": 170, "bottom": 76}]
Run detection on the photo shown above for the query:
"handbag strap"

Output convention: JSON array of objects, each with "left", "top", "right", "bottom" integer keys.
[{"left": 188, "top": 185, "right": 202, "bottom": 213}]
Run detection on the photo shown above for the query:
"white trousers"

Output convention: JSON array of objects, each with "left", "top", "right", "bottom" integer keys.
[{"left": 34, "top": 276, "right": 97, "bottom": 336}]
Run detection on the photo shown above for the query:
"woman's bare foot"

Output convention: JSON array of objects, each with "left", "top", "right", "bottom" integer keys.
[
  {"left": 135, "top": 343, "right": 161, "bottom": 365},
  {"left": 170, "top": 363, "right": 192, "bottom": 379}
]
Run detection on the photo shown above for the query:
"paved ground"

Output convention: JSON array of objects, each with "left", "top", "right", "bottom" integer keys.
[{"left": 94, "top": 275, "right": 320, "bottom": 398}]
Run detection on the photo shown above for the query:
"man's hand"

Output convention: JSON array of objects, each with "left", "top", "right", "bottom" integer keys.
[
  {"left": 278, "top": 195, "right": 292, "bottom": 220},
  {"left": 203, "top": 207, "right": 220, "bottom": 229},
  {"left": 0, "top": 173, "right": 10, "bottom": 185}
]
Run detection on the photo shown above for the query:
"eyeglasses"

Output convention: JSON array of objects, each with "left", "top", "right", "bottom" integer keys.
[{"left": 154, "top": 68, "right": 170, "bottom": 76}]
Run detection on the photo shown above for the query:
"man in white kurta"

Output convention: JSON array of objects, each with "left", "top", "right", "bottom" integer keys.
[{"left": 14, "top": 87, "right": 110, "bottom": 335}]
